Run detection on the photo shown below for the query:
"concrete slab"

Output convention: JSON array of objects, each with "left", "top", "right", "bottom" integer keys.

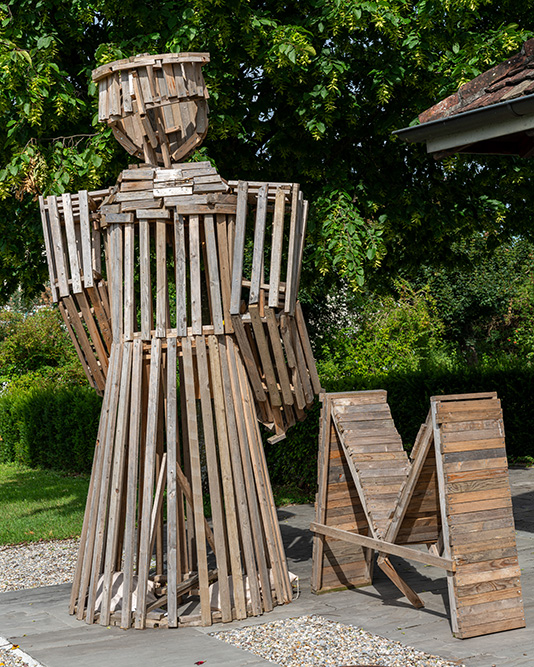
[{"left": 1, "top": 469, "right": 533, "bottom": 667}]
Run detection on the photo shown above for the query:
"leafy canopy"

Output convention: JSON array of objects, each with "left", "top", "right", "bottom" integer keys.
[{"left": 0, "top": 0, "right": 533, "bottom": 301}]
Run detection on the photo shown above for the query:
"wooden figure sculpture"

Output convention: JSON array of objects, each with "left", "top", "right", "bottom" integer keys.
[{"left": 38, "top": 52, "right": 321, "bottom": 629}]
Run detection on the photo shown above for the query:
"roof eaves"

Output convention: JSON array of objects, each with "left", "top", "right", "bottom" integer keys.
[{"left": 393, "top": 93, "right": 534, "bottom": 155}]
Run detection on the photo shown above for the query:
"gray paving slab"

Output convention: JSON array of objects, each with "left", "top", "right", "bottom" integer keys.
[{"left": 1, "top": 469, "right": 533, "bottom": 667}]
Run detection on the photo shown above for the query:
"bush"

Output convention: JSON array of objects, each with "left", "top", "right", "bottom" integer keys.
[
  {"left": 0, "top": 376, "right": 101, "bottom": 472},
  {"left": 0, "top": 307, "right": 80, "bottom": 379}
]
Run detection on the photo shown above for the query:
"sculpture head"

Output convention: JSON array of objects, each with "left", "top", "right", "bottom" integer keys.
[{"left": 92, "top": 52, "right": 210, "bottom": 166}]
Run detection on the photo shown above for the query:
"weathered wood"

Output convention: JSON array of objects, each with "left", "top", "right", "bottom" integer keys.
[
  {"left": 268, "top": 188, "right": 285, "bottom": 308},
  {"left": 181, "top": 337, "right": 211, "bottom": 625},
  {"left": 135, "top": 338, "right": 162, "bottom": 629},
  {"left": 203, "top": 214, "right": 224, "bottom": 334},
  {"left": 229, "top": 181, "right": 248, "bottom": 314},
  {"left": 189, "top": 214, "right": 202, "bottom": 335},
  {"left": 249, "top": 184, "right": 268, "bottom": 304},
  {"left": 139, "top": 219, "right": 152, "bottom": 340}
]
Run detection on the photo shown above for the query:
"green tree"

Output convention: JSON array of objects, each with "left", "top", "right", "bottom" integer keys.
[{"left": 0, "top": 0, "right": 533, "bottom": 302}]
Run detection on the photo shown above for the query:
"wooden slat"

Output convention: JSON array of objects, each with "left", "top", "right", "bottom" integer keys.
[
  {"left": 121, "top": 339, "right": 143, "bottom": 629},
  {"left": 156, "top": 219, "right": 167, "bottom": 337},
  {"left": 62, "top": 193, "right": 82, "bottom": 294},
  {"left": 85, "top": 344, "right": 123, "bottom": 623},
  {"left": 311, "top": 522, "right": 454, "bottom": 571},
  {"left": 284, "top": 184, "right": 300, "bottom": 313},
  {"left": 181, "top": 337, "right": 211, "bottom": 625},
  {"left": 123, "top": 222, "right": 135, "bottom": 340},
  {"left": 203, "top": 214, "right": 224, "bottom": 334},
  {"left": 219, "top": 337, "right": 262, "bottom": 615},
  {"left": 196, "top": 336, "right": 232, "bottom": 621},
  {"left": 47, "top": 195, "right": 69, "bottom": 297},
  {"left": 207, "top": 335, "right": 247, "bottom": 619},
  {"left": 78, "top": 190, "right": 94, "bottom": 288},
  {"left": 135, "top": 338, "right": 162, "bottom": 629},
  {"left": 249, "top": 184, "right": 268, "bottom": 304},
  {"left": 139, "top": 219, "right": 152, "bottom": 340},
  {"left": 249, "top": 304, "right": 282, "bottom": 407},
  {"left": 38, "top": 196, "right": 58, "bottom": 302},
  {"left": 189, "top": 214, "right": 202, "bottom": 335},
  {"left": 227, "top": 339, "right": 272, "bottom": 612},
  {"left": 174, "top": 212, "right": 187, "bottom": 336},
  {"left": 100, "top": 342, "right": 133, "bottom": 625},
  {"left": 229, "top": 181, "right": 248, "bottom": 314},
  {"left": 268, "top": 188, "right": 285, "bottom": 308},
  {"left": 165, "top": 337, "right": 179, "bottom": 627}
]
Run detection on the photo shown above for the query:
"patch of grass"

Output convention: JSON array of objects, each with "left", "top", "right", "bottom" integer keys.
[
  {"left": 273, "top": 483, "right": 314, "bottom": 507},
  {"left": 0, "top": 462, "right": 90, "bottom": 545}
]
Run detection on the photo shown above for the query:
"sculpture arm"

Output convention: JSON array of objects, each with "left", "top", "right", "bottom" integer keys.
[{"left": 39, "top": 189, "right": 112, "bottom": 394}]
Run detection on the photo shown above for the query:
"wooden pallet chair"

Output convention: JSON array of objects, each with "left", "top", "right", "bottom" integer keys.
[{"left": 311, "top": 390, "right": 525, "bottom": 638}]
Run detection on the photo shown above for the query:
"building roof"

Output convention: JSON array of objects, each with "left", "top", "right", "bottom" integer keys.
[{"left": 394, "top": 38, "right": 534, "bottom": 158}]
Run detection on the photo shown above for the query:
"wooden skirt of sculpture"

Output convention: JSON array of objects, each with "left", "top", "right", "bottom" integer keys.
[{"left": 39, "top": 167, "right": 320, "bottom": 629}]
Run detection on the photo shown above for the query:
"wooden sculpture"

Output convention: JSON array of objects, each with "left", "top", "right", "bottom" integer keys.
[
  {"left": 311, "top": 390, "right": 525, "bottom": 638},
  {"left": 38, "top": 52, "right": 321, "bottom": 629}
]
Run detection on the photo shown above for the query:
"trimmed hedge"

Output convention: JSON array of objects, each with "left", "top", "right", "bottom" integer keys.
[
  {"left": 2, "top": 361, "right": 533, "bottom": 485},
  {"left": 265, "top": 363, "right": 534, "bottom": 492},
  {"left": 0, "top": 382, "right": 101, "bottom": 473}
]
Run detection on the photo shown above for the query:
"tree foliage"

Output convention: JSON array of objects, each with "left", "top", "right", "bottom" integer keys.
[{"left": 0, "top": 0, "right": 533, "bottom": 302}]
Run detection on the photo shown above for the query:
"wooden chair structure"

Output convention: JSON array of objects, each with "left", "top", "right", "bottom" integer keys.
[
  {"left": 38, "top": 53, "right": 320, "bottom": 629},
  {"left": 311, "top": 390, "right": 525, "bottom": 638}
]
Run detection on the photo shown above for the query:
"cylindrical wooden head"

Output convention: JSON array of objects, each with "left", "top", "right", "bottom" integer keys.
[{"left": 92, "top": 52, "right": 210, "bottom": 166}]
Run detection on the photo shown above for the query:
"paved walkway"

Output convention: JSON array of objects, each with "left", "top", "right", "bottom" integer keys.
[{"left": 1, "top": 469, "right": 533, "bottom": 667}]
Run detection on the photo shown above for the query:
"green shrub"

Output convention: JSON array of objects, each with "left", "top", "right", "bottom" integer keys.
[
  {"left": 0, "top": 307, "right": 80, "bottom": 379},
  {"left": 0, "top": 377, "right": 101, "bottom": 472}
]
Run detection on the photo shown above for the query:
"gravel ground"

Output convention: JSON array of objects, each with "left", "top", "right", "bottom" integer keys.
[
  {"left": 211, "top": 615, "right": 465, "bottom": 667},
  {"left": 0, "top": 539, "right": 79, "bottom": 593}
]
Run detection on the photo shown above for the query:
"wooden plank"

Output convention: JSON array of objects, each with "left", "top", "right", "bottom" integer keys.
[
  {"left": 292, "top": 199, "right": 309, "bottom": 312},
  {"left": 123, "top": 223, "right": 135, "bottom": 340},
  {"left": 74, "top": 291, "right": 109, "bottom": 375},
  {"left": 189, "top": 214, "right": 202, "bottom": 335},
  {"left": 47, "top": 195, "right": 69, "bottom": 297},
  {"left": 311, "top": 522, "right": 453, "bottom": 571},
  {"left": 237, "top": 349, "right": 292, "bottom": 604},
  {"left": 63, "top": 296, "right": 106, "bottom": 391},
  {"left": 156, "top": 219, "right": 167, "bottom": 337},
  {"left": 289, "top": 316, "right": 313, "bottom": 405},
  {"left": 231, "top": 315, "right": 267, "bottom": 402},
  {"left": 216, "top": 214, "right": 233, "bottom": 334},
  {"left": 38, "top": 196, "right": 58, "bottom": 302},
  {"left": 229, "top": 181, "right": 248, "bottom": 314},
  {"left": 203, "top": 214, "right": 224, "bottom": 334},
  {"left": 165, "top": 337, "right": 179, "bottom": 627},
  {"left": 227, "top": 339, "right": 273, "bottom": 612},
  {"left": 249, "top": 304, "right": 282, "bottom": 407},
  {"left": 121, "top": 339, "right": 143, "bottom": 629},
  {"left": 264, "top": 308, "right": 293, "bottom": 406},
  {"left": 268, "top": 188, "right": 285, "bottom": 308},
  {"left": 85, "top": 344, "right": 123, "bottom": 623},
  {"left": 135, "top": 338, "right": 161, "bottom": 629},
  {"left": 280, "top": 313, "right": 306, "bottom": 410},
  {"left": 76, "top": 346, "right": 121, "bottom": 620},
  {"left": 295, "top": 302, "right": 322, "bottom": 394},
  {"left": 207, "top": 335, "right": 247, "bottom": 618},
  {"left": 249, "top": 184, "right": 268, "bottom": 304},
  {"left": 219, "top": 337, "right": 262, "bottom": 616},
  {"left": 284, "top": 184, "right": 299, "bottom": 313},
  {"left": 78, "top": 191, "right": 94, "bottom": 289},
  {"left": 139, "top": 219, "right": 152, "bottom": 340},
  {"left": 174, "top": 212, "right": 187, "bottom": 336},
  {"left": 196, "top": 336, "right": 232, "bottom": 621},
  {"left": 100, "top": 342, "right": 133, "bottom": 625},
  {"left": 181, "top": 337, "right": 211, "bottom": 625},
  {"left": 62, "top": 193, "right": 82, "bottom": 293},
  {"left": 109, "top": 224, "right": 123, "bottom": 343}
]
